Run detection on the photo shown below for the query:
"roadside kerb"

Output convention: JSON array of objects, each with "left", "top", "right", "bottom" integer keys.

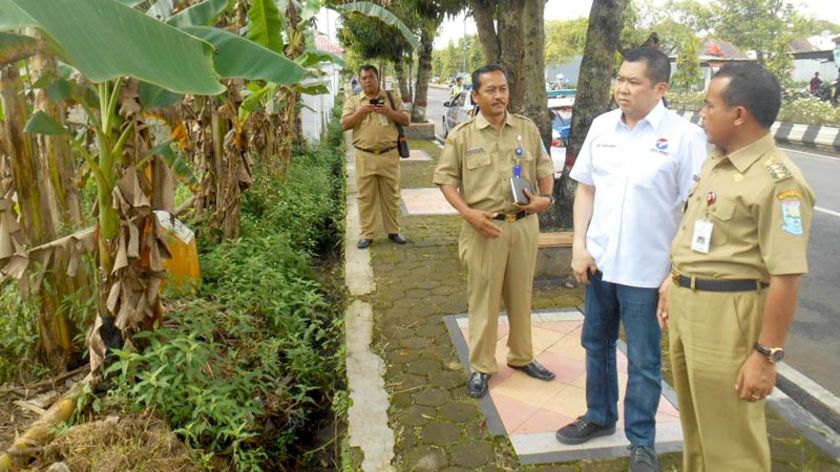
[
  {"left": 343, "top": 129, "right": 395, "bottom": 472},
  {"left": 675, "top": 110, "right": 840, "bottom": 152}
]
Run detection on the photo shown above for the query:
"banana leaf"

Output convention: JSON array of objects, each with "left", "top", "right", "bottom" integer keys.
[
  {"left": 182, "top": 26, "right": 305, "bottom": 85},
  {"left": 247, "top": 0, "right": 284, "bottom": 53},
  {"left": 335, "top": 2, "right": 420, "bottom": 50},
  {"left": 167, "top": 0, "right": 229, "bottom": 27},
  {"left": 2, "top": 0, "right": 224, "bottom": 95}
]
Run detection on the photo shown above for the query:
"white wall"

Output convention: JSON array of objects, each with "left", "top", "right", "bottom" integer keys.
[
  {"left": 300, "top": 62, "right": 343, "bottom": 143},
  {"left": 791, "top": 58, "right": 838, "bottom": 84}
]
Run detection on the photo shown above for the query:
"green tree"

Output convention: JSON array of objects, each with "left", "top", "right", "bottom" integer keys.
[
  {"left": 672, "top": 33, "right": 702, "bottom": 90},
  {"left": 545, "top": 18, "right": 589, "bottom": 65}
]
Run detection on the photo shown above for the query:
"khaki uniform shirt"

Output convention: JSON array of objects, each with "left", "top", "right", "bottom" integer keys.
[
  {"left": 433, "top": 112, "right": 554, "bottom": 213},
  {"left": 671, "top": 133, "right": 815, "bottom": 281},
  {"left": 341, "top": 90, "right": 406, "bottom": 151}
]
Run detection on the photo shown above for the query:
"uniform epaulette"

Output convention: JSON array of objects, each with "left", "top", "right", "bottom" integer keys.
[{"left": 765, "top": 159, "right": 793, "bottom": 183}]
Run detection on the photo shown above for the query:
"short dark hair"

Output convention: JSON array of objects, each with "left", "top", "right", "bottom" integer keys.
[
  {"left": 713, "top": 62, "right": 781, "bottom": 128},
  {"left": 358, "top": 64, "right": 379, "bottom": 78},
  {"left": 623, "top": 47, "right": 671, "bottom": 84},
  {"left": 471, "top": 64, "right": 510, "bottom": 92}
]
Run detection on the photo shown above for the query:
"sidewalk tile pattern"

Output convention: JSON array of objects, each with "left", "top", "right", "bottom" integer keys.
[
  {"left": 400, "top": 188, "right": 457, "bottom": 216},
  {"left": 444, "top": 309, "right": 683, "bottom": 465}
]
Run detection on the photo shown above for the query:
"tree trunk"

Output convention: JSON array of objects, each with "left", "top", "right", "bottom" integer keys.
[
  {"left": 0, "top": 64, "right": 73, "bottom": 370},
  {"left": 394, "top": 52, "right": 410, "bottom": 102},
  {"left": 411, "top": 21, "right": 436, "bottom": 123},
  {"left": 553, "top": 0, "right": 628, "bottom": 229},
  {"left": 468, "top": 0, "right": 500, "bottom": 64},
  {"left": 522, "top": 0, "right": 551, "bottom": 146},
  {"left": 497, "top": 0, "right": 525, "bottom": 113}
]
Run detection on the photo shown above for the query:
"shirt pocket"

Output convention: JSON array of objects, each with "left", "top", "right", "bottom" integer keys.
[
  {"left": 465, "top": 152, "right": 491, "bottom": 170},
  {"left": 708, "top": 197, "right": 736, "bottom": 245}
]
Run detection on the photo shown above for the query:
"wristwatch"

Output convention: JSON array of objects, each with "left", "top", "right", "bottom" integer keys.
[
  {"left": 540, "top": 194, "right": 556, "bottom": 206},
  {"left": 753, "top": 343, "right": 784, "bottom": 364}
]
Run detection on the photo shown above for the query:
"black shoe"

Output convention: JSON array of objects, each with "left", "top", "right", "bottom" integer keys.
[
  {"left": 555, "top": 416, "right": 616, "bottom": 445},
  {"left": 507, "top": 361, "right": 555, "bottom": 381},
  {"left": 467, "top": 371, "right": 490, "bottom": 398},
  {"left": 629, "top": 445, "right": 659, "bottom": 472},
  {"left": 357, "top": 239, "right": 372, "bottom": 249},
  {"left": 387, "top": 233, "right": 407, "bottom": 244}
]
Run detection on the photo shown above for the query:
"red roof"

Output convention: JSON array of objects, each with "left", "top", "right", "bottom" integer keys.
[{"left": 315, "top": 34, "right": 344, "bottom": 54}]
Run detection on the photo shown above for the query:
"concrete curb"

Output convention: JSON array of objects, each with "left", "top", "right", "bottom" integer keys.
[
  {"left": 343, "top": 130, "right": 395, "bottom": 471},
  {"left": 674, "top": 110, "right": 840, "bottom": 152}
]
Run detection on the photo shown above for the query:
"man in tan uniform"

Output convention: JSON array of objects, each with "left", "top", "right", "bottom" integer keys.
[
  {"left": 341, "top": 64, "right": 410, "bottom": 249},
  {"left": 659, "top": 63, "right": 814, "bottom": 471},
  {"left": 433, "top": 64, "right": 557, "bottom": 398}
]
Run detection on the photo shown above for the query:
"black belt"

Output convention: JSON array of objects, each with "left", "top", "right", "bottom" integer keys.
[
  {"left": 354, "top": 145, "right": 396, "bottom": 155},
  {"left": 493, "top": 211, "right": 528, "bottom": 222},
  {"left": 672, "top": 273, "right": 769, "bottom": 292}
]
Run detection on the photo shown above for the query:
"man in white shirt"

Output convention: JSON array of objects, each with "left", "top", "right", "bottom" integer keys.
[{"left": 555, "top": 47, "right": 707, "bottom": 472}]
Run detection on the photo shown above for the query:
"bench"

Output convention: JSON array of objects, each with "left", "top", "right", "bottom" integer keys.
[{"left": 535, "top": 231, "right": 574, "bottom": 280}]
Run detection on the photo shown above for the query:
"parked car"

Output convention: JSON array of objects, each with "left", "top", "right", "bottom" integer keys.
[
  {"left": 441, "top": 86, "right": 476, "bottom": 138},
  {"left": 549, "top": 105, "right": 572, "bottom": 178}
]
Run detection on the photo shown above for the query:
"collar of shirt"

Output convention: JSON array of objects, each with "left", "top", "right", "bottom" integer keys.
[
  {"left": 716, "top": 132, "right": 775, "bottom": 173},
  {"left": 361, "top": 90, "right": 385, "bottom": 102},
  {"left": 611, "top": 99, "right": 667, "bottom": 133},
  {"left": 475, "top": 110, "right": 514, "bottom": 130}
]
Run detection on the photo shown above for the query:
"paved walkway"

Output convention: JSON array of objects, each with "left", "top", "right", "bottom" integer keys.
[{"left": 346, "top": 137, "right": 840, "bottom": 471}]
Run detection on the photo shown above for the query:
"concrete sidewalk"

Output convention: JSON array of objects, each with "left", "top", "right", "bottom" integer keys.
[{"left": 345, "top": 137, "right": 840, "bottom": 471}]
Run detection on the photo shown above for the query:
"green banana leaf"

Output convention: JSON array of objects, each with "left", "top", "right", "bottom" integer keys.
[
  {"left": 297, "top": 48, "right": 345, "bottom": 67},
  {"left": 139, "top": 82, "right": 183, "bottom": 108},
  {"left": 167, "top": 0, "right": 229, "bottom": 27},
  {"left": 0, "top": 0, "right": 35, "bottom": 30},
  {"left": 2, "top": 0, "right": 224, "bottom": 96},
  {"left": 153, "top": 141, "right": 199, "bottom": 186},
  {"left": 335, "top": 2, "right": 420, "bottom": 50},
  {"left": 182, "top": 26, "right": 305, "bottom": 85},
  {"left": 24, "top": 110, "right": 68, "bottom": 136},
  {"left": 247, "top": 0, "right": 284, "bottom": 53}
]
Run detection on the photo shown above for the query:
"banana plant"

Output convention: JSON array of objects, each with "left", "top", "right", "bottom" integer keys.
[{"left": 0, "top": 0, "right": 307, "bottom": 373}]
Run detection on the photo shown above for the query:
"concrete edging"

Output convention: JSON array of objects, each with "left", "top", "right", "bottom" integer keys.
[
  {"left": 675, "top": 110, "right": 840, "bottom": 152},
  {"left": 343, "top": 130, "right": 395, "bottom": 472}
]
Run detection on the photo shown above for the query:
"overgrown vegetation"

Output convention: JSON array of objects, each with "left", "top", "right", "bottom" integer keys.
[
  {"left": 668, "top": 91, "right": 840, "bottom": 126},
  {"left": 74, "top": 112, "right": 348, "bottom": 471}
]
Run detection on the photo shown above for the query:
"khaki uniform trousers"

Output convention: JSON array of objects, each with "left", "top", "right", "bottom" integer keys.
[
  {"left": 459, "top": 214, "right": 539, "bottom": 373},
  {"left": 355, "top": 149, "right": 400, "bottom": 238},
  {"left": 669, "top": 284, "right": 770, "bottom": 472}
]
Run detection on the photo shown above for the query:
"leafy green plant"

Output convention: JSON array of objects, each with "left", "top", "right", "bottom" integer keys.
[
  {"left": 0, "top": 285, "right": 41, "bottom": 383},
  {"left": 107, "top": 110, "right": 347, "bottom": 470}
]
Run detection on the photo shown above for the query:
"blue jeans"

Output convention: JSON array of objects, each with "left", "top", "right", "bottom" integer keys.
[{"left": 582, "top": 272, "right": 661, "bottom": 447}]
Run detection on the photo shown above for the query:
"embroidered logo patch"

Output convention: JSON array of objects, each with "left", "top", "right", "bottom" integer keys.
[
  {"left": 780, "top": 200, "right": 803, "bottom": 235},
  {"left": 655, "top": 138, "right": 669, "bottom": 151},
  {"left": 777, "top": 189, "right": 802, "bottom": 200}
]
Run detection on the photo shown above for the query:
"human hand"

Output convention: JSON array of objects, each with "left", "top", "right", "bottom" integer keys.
[
  {"left": 515, "top": 189, "right": 551, "bottom": 214},
  {"left": 571, "top": 246, "right": 598, "bottom": 285},
  {"left": 465, "top": 208, "right": 502, "bottom": 239},
  {"left": 735, "top": 351, "right": 776, "bottom": 401},
  {"left": 657, "top": 277, "right": 672, "bottom": 329},
  {"left": 358, "top": 104, "right": 376, "bottom": 116}
]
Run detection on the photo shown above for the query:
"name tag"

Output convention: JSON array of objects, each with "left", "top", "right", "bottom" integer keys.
[
  {"left": 691, "top": 219, "right": 713, "bottom": 253},
  {"left": 466, "top": 147, "right": 484, "bottom": 156}
]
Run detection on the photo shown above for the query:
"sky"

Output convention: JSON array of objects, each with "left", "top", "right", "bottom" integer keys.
[{"left": 434, "top": 0, "right": 840, "bottom": 48}]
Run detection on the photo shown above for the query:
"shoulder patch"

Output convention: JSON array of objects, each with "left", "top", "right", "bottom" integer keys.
[
  {"left": 766, "top": 160, "right": 792, "bottom": 182},
  {"left": 777, "top": 189, "right": 802, "bottom": 200},
  {"left": 780, "top": 199, "right": 804, "bottom": 235}
]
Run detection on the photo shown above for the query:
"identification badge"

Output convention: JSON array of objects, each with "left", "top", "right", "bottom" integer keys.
[{"left": 691, "top": 219, "right": 714, "bottom": 253}]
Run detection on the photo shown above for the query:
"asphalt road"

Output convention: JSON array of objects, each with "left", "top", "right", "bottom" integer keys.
[
  {"left": 421, "top": 86, "right": 840, "bottom": 395},
  {"left": 426, "top": 86, "right": 452, "bottom": 140},
  {"left": 778, "top": 146, "right": 840, "bottom": 395}
]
